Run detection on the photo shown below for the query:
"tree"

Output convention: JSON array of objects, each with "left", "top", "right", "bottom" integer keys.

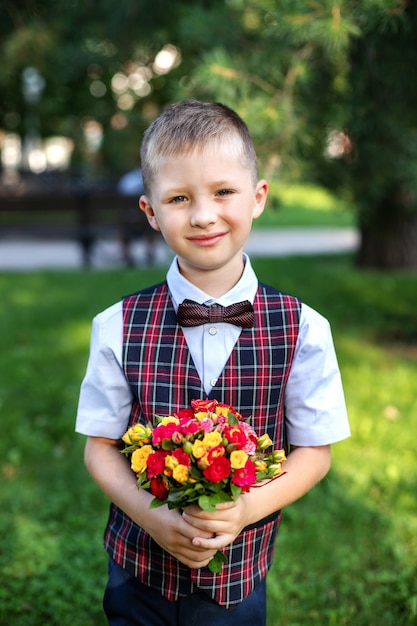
[
  {"left": 0, "top": 0, "right": 194, "bottom": 174},
  {"left": 343, "top": 2, "right": 417, "bottom": 268},
  {"left": 1, "top": 1, "right": 416, "bottom": 268},
  {"left": 175, "top": 0, "right": 417, "bottom": 270}
]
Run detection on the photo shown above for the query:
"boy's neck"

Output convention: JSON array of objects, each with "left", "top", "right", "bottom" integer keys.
[{"left": 178, "top": 261, "right": 245, "bottom": 299}]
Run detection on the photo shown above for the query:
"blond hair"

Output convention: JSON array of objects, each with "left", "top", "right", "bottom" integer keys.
[{"left": 140, "top": 99, "right": 258, "bottom": 196}]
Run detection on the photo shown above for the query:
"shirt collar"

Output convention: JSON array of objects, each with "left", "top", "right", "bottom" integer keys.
[{"left": 166, "top": 254, "right": 258, "bottom": 312}]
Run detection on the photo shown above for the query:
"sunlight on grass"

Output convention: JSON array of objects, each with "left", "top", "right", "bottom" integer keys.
[
  {"left": 273, "top": 182, "right": 348, "bottom": 211},
  {"left": 0, "top": 261, "right": 415, "bottom": 626},
  {"left": 61, "top": 319, "right": 95, "bottom": 352},
  {"left": 2, "top": 516, "right": 59, "bottom": 578},
  {"left": 256, "top": 181, "right": 354, "bottom": 228}
]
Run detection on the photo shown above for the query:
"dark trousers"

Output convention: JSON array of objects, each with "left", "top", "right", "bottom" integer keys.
[{"left": 103, "top": 559, "right": 266, "bottom": 626}]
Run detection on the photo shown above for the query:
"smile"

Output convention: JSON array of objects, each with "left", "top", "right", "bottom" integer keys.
[{"left": 188, "top": 233, "right": 226, "bottom": 247}]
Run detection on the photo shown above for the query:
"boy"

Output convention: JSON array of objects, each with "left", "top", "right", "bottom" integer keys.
[{"left": 76, "top": 99, "right": 350, "bottom": 626}]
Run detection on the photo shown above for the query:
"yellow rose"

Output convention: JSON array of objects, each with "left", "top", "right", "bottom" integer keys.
[
  {"left": 230, "top": 450, "right": 248, "bottom": 469},
  {"left": 197, "top": 454, "right": 209, "bottom": 470},
  {"left": 165, "top": 455, "right": 178, "bottom": 471},
  {"left": 215, "top": 405, "right": 230, "bottom": 417},
  {"left": 254, "top": 459, "right": 267, "bottom": 472},
  {"left": 194, "top": 411, "right": 209, "bottom": 421},
  {"left": 192, "top": 440, "right": 206, "bottom": 459},
  {"left": 131, "top": 445, "right": 153, "bottom": 473},
  {"left": 172, "top": 464, "right": 189, "bottom": 484},
  {"left": 268, "top": 463, "right": 283, "bottom": 476},
  {"left": 271, "top": 449, "right": 287, "bottom": 463},
  {"left": 160, "top": 416, "right": 180, "bottom": 426},
  {"left": 203, "top": 431, "right": 222, "bottom": 448},
  {"left": 122, "top": 424, "right": 152, "bottom": 445},
  {"left": 257, "top": 434, "right": 273, "bottom": 450}
]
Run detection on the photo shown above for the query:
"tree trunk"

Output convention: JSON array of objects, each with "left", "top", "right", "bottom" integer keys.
[{"left": 357, "top": 198, "right": 417, "bottom": 270}]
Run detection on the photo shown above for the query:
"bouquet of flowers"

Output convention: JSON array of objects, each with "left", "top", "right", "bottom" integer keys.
[{"left": 121, "top": 398, "right": 286, "bottom": 573}]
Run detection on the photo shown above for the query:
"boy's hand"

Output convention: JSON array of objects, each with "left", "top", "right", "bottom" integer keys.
[
  {"left": 83, "top": 436, "right": 218, "bottom": 570},
  {"left": 145, "top": 505, "right": 220, "bottom": 569},
  {"left": 182, "top": 498, "right": 249, "bottom": 551}
]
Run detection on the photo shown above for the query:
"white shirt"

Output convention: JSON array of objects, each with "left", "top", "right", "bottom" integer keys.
[{"left": 76, "top": 255, "right": 350, "bottom": 446}]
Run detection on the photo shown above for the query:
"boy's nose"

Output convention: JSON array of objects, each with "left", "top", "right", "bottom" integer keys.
[{"left": 189, "top": 200, "right": 217, "bottom": 227}]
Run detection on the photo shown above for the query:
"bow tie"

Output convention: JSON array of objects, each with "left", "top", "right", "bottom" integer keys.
[{"left": 177, "top": 299, "right": 254, "bottom": 328}]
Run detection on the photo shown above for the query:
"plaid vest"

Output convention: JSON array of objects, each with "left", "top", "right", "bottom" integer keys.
[{"left": 104, "top": 281, "right": 301, "bottom": 608}]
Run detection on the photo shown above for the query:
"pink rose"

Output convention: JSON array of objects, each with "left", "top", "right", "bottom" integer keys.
[
  {"left": 152, "top": 422, "right": 179, "bottom": 445},
  {"left": 232, "top": 458, "right": 257, "bottom": 492}
]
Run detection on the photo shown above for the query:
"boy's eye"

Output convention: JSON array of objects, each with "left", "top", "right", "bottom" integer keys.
[
  {"left": 216, "top": 189, "right": 233, "bottom": 197},
  {"left": 169, "top": 195, "right": 187, "bottom": 203}
]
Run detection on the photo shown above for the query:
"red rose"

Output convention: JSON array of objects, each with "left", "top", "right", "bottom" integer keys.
[
  {"left": 203, "top": 456, "right": 231, "bottom": 483},
  {"left": 207, "top": 445, "right": 225, "bottom": 464},
  {"left": 176, "top": 408, "right": 195, "bottom": 420},
  {"left": 231, "top": 458, "right": 257, "bottom": 492},
  {"left": 216, "top": 402, "right": 242, "bottom": 419},
  {"left": 150, "top": 477, "right": 169, "bottom": 501},
  {"left": 191, "top": 399, "right": 218, "bottom": 413},
  {"left": 224, "top": 425, "right": 248, "bottom": 449},
  {"left": 172, "top": 448, "right": 191, "bottom": 467},
  {"left": 146, "top": 450, "right": 167, "bottom": 477}
]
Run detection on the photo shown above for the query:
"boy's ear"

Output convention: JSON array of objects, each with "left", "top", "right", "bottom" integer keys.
[
  {"left": 252, "top": 179, "right": 268, "bottom": 220},
  {"left": 139, "top": 195, "right": 161, "bottom": 231}
]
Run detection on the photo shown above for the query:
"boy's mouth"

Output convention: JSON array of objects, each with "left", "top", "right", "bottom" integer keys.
[{"left": 188, "top": 233, "right": 226, "bottom": 247}]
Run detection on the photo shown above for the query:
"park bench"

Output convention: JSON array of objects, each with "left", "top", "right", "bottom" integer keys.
[{"left": 0, "top": 186, "right": 159, "bottom": 267}]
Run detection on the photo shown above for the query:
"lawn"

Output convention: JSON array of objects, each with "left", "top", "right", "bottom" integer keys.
[
  {"left": 0, "top": 254, "right": 416, "bottom": 626},
  {"left": 256, "top": 181, "right": 354, "bottom": 228}
]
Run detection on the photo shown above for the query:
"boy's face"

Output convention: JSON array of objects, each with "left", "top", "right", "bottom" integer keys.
[{"left": 140, "top": 142, "right": 268, "bottom": 291}]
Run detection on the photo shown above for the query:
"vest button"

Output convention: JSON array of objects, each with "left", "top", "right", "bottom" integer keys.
[
  {"left": 208, "top": 327, "right": 217, "bottom": 335},
  {"left": 210, "top": 378, "right": 217, "bottom": 387}
]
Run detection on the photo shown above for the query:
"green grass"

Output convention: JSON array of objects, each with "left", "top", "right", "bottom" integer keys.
[
  {"left": 256, "top": 181, "right": 354, "bottom": 228},
  {"left": 0, "top": 257, "right": 416, "bottom": 625}
]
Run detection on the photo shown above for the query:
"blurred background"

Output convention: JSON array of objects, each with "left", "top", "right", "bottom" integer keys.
[
  {"left": 0, "top": 2, "right": 416, "bottom": 625},
  {"left": 1, "top": 0, "right": 417, "bottom": 269}
]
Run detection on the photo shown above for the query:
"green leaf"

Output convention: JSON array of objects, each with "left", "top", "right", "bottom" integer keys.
[
  {"left": 231, "top": 483, "right": 242, "bottom": 500},
  {"left": 137, "top": 476, "right": 150, "bottom": 489},
  {"left": 227, "top": 412, "right": 239, "bottom": 425},
  {"left": 190, "top": 467, "right": 204, "bottom": 481},
  {"left": 167, "top": 489, "right": 187, "bottom": 503},
  {"left": 121, "top": 445, "right": 137, "bottom": 455},
  {"left": 208, "top": 550, "right": 228, "bottom": 574},
  {"left": 198, "top": 494, "right": 217, "bottom": 511},
  {"left": 149, "top": 497, "right": 167, "bottom": 509}
]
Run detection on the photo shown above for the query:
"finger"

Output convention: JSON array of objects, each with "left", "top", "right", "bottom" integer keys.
[
  {"left": 180, "top": 512, "right": 215, "bottom": 538},
  {"left": 214, "top": 501, "right": 237, "bottom": 510},
  {"left": 192, "top": 533, "right": 233, "bottom": 550},
  {"left": 182, "top": 512, "right": 220, "bottom": 535}
]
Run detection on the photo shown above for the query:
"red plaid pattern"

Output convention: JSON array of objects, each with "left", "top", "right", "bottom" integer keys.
[{"left": 104, "top": 281, "right": 301, "bottom": 608}]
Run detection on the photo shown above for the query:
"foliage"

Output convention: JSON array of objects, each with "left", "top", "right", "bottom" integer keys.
[
  {"left": 175, "top": 1, "right": 417, "bottom": 267},
  {"left": 0, "top": 258, "right": 416, "bottom": 624},
  {"left": 1, "top": 1, "right": 417, "bottom": 265},
  {"left": 1, "top": 1, "right": 415, "bottom": 178},
  {"left": 0, "top": 0, "right": 191, "bottom": 172}
]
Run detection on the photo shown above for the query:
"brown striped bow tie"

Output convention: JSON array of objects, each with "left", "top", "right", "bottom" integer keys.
[{"left": 177, "top": 299, "right": 254, "bottom": 328}]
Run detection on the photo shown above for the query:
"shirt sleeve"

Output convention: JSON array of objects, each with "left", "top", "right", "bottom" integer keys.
[
  {"left": 75, "top": 302, "right": 133, "bottom": 439},
  {"left": 284, "top": 303, "right": 350, "bottom": 446}
]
